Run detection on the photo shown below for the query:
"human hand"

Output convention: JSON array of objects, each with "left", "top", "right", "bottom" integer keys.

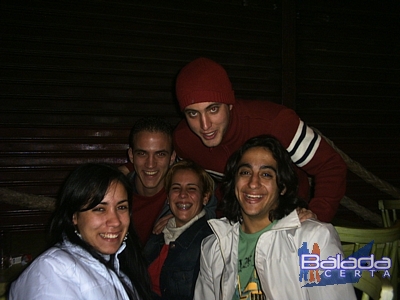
[
  {"left": 118, "top": 165, "right": 130, "bottom": 176},
  {"left": 152, "top": 213, "right": 174, "bottom": 235},
  {"left": 296, "top": 207, "right": 318, "bottom": 222}
]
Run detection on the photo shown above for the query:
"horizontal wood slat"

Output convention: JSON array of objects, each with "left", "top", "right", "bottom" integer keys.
[
  {"left": 0, "top": 126, "right": 134, "bottom": 198},
  {"left": 296, "top": 0, "right": 400, "bottom": 225},
  {"left": 0, "top": 0, "right": 282, "bottom": 232},
  {"left": 0, "top": 0, "right": 399, "bottom": 233}
]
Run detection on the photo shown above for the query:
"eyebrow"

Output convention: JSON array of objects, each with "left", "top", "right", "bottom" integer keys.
[
  {"left": 99, "top": 199, "right": 129, "bottom": 205},
  {"left": 171, "top": 182, "right": 201, "bottom": 189},
  {"left": 184, "top": 102, "right": 220, "bottom": 113},
  {"left": 134, "top": 148, "right": 169, "bottom": 154},
  {"left": 171, "top": 182, "right": 199, "bottom": 187},
  {"left": 238, "top": 163, "right": 277, "bottom": 173}
]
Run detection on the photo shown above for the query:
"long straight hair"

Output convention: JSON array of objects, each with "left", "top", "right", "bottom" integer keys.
[{"left": 50, "top": 163, "right": 152, "bottom": 300}]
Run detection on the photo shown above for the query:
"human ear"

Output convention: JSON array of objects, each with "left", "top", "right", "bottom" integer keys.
[
  {"left": 202, "top": 193, "right": 210, "bottom": 205},
  {"left": 128, "top": 148, "right": 134, "bottom": 163},
  {"left": 170, "top": 150, "right": 177, "bottom": 166},
  {"left": 280, "top": 185, "right": 287, "bottom": 195},
  {"left": 72, "top": 212, "right": 78, "bottom": 225}
]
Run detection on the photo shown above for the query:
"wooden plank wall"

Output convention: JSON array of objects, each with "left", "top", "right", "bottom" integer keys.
[
  {"left": 0, "top": 0, "right": 399, "bottom": 232},
  {"left": 295, "top": 1, "right": 400, "bottom": 223},
  {"left": 0, "top": 0, "right": 282, "bottom": 231}
]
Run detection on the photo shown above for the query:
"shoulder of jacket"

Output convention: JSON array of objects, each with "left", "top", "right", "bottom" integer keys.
[
  {"left": 24, "top": 246, "right": 81, "bottom": 278},
  {"left": 41, "top": 245, "right": 76, "bottom": 260},
  {"left": 201, "top": 232, "right": 219, "bottom": 256},
  {"left": 295, "top": 219, "right": 336, "bottom": 241},
  {"left": 301, "top": 219, "right": 334, "bottom": 230},
  {"left": 207, "top": 218, "right": 239, "bottom": 241}
]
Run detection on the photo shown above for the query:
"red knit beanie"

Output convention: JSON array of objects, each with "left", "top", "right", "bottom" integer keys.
[{"left": 176, "top": 57, "right": 235, "bottom": 111}]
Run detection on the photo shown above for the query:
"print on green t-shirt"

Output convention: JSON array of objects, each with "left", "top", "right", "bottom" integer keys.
[{"left": 232, "top": 221, "right": 276, "bottom": 300}]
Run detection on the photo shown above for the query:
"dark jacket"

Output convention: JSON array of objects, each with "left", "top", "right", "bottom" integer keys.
[{"left": 144, "top": 216, "right": 212, "bottom": 300}]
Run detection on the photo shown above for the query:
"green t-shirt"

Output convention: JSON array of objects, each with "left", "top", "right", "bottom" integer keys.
[{"left": 232, "top": 221, "right": 276, "bottom": 300}]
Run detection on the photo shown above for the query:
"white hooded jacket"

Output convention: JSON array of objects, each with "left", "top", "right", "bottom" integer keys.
[
  {"left": 9, "top": 238, "right": 137, "bottom": 300},
  {"left": 194, "top": 210, "right": 356, "bottom": 300}
]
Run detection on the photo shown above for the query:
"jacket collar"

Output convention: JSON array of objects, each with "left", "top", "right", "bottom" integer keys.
[
  {"left": 271, "top": 209, "right": 301, "bottom": 230},
  {"left": 173, "top": 215, "right": 210, "bottom": 249},
  {"left": 163, "top": 210, "right": 206, "bottom": 244},
  {"left": 61, "top": 235, "right": 126, "bottom": 265},
  {"left": 208, "top": 209, "right": 301, "bottom": 238}
]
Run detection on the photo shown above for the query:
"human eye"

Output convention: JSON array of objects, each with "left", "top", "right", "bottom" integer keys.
[
  {"left": 209, "top": 105, "right": 219, "bottom": 113},
  {"left": 261, "top": 169, "right": 275, "bottom": 179},
  {"left": 157, "top": 151, "right": 167, "bottom": 157},
  {"left": 186, "top": 110, "right": 198, "bottom": 118},
  {"left": 135, "top": 150, "right": 146, "bottom": 157},
  {"left": 92, "top": 206, "right": 105, "bottom": 212},
  {"left": 118, "top": 204, "right": 129, "bottom": 211},
  {"left": 238, "top": 168, "right": 251, "bottom": 176},
  {"left": 188, "top": 186, "right": 199, "bottom": 192}
]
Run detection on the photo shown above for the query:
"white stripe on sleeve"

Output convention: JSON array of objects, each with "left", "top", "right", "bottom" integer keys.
[{"left": 286, "top": 120, "right": 321, "bottom": 167}]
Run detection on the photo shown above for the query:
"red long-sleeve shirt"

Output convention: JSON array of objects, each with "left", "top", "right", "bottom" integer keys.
[
  {"left": 124, "top": 161, "right": 168, "bottom": 246},
  {"left": 173, "top": 99, "right": 347, "bottom": 222}
]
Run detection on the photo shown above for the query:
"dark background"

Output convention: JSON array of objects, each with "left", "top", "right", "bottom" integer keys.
[{"left": 1, "top": 0, "right": 399, "bottom": 233}]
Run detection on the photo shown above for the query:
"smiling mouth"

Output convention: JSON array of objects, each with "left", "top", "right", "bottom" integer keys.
[
  {"left": 176, "top": 203, "right": 193, "bottom": 210},
  {"left": 244, "top": 194, "right": 263, "bottom": 202},
  {"left": 202, "top": 131, "right": 217, "bottom": 140},
  {"left": 100, "top": 233, "right": 119, "bottom": 239},
  {"left": 144, "top": 171, "right": 158, "bottom": 176}
]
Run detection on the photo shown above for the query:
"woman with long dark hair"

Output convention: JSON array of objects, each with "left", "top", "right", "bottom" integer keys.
[{"left": 9, "top": 163, "right": 152, "bottom": 300}]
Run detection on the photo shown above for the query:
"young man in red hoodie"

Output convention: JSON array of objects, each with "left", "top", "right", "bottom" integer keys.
[{"left": 172, "top": 57, "right": 347, "bottom": 222}]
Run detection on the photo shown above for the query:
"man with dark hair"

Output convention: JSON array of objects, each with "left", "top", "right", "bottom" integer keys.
[
  {"left": 120, "top": 117, "right": 177, "bottom": 245},
  {"left": 173, "top": 57, "right": 347, "bottom": 222},
  {"left": 194, "top": 135, "right": 356, "bottom": 300},
  {"left": 120, "top": 117, "right": 216, "bottom": 245}
]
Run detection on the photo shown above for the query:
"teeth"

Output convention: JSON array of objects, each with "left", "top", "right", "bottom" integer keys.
[
  {"left": 204, "top": 132, "right": 215, "bottom": 137},
  {"left": 246, "top": 194, "right": 262, "bottom": 199},
  {"left": 100, "top": 233, "right": 119, "bottom": 239},
  {"left": 145, "top": 171, "right": 157, "bottom": 175},
  {"left": 176, "top": 203, "right": 193, "bottom": 209}
]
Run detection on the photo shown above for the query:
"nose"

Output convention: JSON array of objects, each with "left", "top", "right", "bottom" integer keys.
[
  {"left": 179, "top": 189, "right": 188, "bottom": 199},
  {"left": 248, "top": 173, "right": 261, "bottom": 189},
  {"left": 145, "top": 154, "right": 156, "bottom": 168},
  {"left": 200, "top": 114, "right": 211, "bottom": 131},
  {"left": 106, "top": 209, "right": 122, "bottom": 227}
]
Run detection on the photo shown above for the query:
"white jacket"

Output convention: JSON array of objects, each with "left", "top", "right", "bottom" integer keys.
[
  {"left": 9, "top": 238, "right": 137, "bottom": 300},
  {"left": 194, "top": 210, "right": 356, "bottom": 300}
]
